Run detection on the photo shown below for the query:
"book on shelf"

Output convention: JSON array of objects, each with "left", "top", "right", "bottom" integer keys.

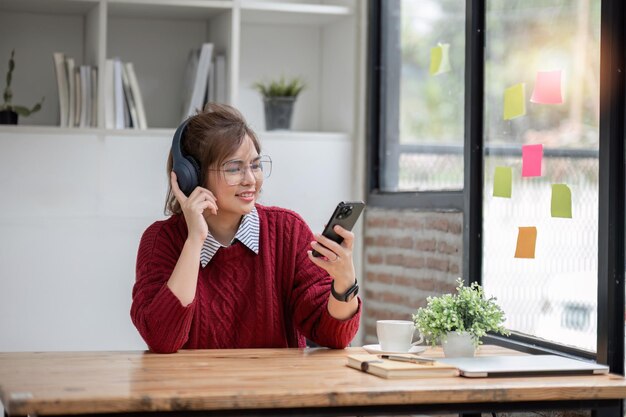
[
  {"left": 52, "top": 52, "right": 99, "bottom": 128},
  {"left": 65, "top": 57, "right": 75, "bottom": 128},
  {"left": 124, "top": 62, "right": 147, "bottom": 129},
  {"left": 73, "top": 68, "right": 81, "bottom": 127},
  {"left": 79, "top": 65, "right": 91, "bottom": 128},
  {"left": 206, "top": 57, "right": 215, "bottom": 105},
  {"left": 113, "top": 59, "right": 125, "bottom": 129},
  {"left": 103, "top": 60, "right": 115, "bottom": 129},
  {"left": 121, "top": 63, "right": 138, "bottom": 128},
  {"left": 52, "top": 52, "right": 70, "bottom": 127},
  {"left": 346, "top": 354, "right": 459, "bottom": 379},
  {"left": 181, "top": 42, "right": 214, "bottom": 120},
  {"left": 104, "top": 58, "right": 147, "bottom": 129},
  {"left": 181, "top": 48, "right": 199, "bottom": 119},
  {"left": 90, "top": 66, "right": 98, "bottom": 128},
  {"left": 214, "top": 54, "right": 227, "bottom": 104}
]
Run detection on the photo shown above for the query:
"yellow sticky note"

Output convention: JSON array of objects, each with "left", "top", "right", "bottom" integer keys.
[
  {"left": 551, "top": 184, "right": 572, "bottom": 218},
  {"left": 515, "top": 227, "right": 537, "bottom": 259},
  {"left": 430, "top": 43, "right": 451, "bottom": 75},
  {"left": 493, "top": 166, "right": 512, "bottom": 198},
  {"left": 503, "top": 83, "right": 526, "bottom": 120}
]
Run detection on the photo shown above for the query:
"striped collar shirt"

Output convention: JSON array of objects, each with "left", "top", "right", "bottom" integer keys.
[{"left": 200, "top": 206, "right": 260, "bottom": 267}]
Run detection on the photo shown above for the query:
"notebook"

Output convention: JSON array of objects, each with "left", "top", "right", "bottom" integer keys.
[
  {"left": 437, "top": 354, "right": 609, "bottom": 378},
  {"left": 346, "top": 354, "right": 459, "bottom": 379}
]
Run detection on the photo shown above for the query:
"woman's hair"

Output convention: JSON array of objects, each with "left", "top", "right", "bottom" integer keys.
[{"left": 165, "top": 103, "right": 261, "bottom": 215}]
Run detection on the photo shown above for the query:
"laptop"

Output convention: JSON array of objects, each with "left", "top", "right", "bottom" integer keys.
[{"left": 437, "top": 354, "right": 609, "bottom": 378}]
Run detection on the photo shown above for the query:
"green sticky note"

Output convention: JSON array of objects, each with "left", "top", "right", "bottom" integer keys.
[
  {"left": 493, "top": 166, "right": 512, "bottom": 198},
  {"left": 429, "top": 43, "right": 451, "bottom": 75},
  {"left": 503, "top": 83, "right": 526, "bottom": 120},
  {"left": 551, "top": 184, "right": 572, "bottom": 218}
]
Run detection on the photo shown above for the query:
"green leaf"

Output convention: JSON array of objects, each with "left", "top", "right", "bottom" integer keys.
[
  {"left": 12, "top": 97, "right": 44, "bottom": 116},
  {"left": 252, "top": 76, "right": 306, "bottom": 98}
]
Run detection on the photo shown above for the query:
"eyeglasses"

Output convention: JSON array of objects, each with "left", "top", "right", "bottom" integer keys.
[{"left": 209, "top": 155, "right": 272, "bottom": 186}]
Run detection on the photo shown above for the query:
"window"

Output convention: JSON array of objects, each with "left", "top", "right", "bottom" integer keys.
[
  {"left": 378, "top": 0, "right": 466, "bottom": 193},
  {"left": 481, "top": 0, "right": 601, "bottom": 352}
]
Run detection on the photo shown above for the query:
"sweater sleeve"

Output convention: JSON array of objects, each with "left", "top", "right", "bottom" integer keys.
[
  {"left": 130, "top": 220, "right": 196, "bottom": 353},
  {"left": 288, "top": 216, "right": 361, "bottom": 348}
]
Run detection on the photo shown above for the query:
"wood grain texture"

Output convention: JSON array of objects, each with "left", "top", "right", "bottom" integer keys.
[{"left": 1, "top": 346, "right": 625, "bottom": 416}]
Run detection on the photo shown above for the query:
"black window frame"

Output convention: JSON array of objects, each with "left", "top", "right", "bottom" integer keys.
[{"left": 367, "top": 0, "right": 625, "bottom": 377}]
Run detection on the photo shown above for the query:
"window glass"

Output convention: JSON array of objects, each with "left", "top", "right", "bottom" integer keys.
[
  {"left": 380, "top": 0, "right": 465, "bottom": 192},
  {"left": 482, "top": 0, "right": 600, "bottom": 352}
]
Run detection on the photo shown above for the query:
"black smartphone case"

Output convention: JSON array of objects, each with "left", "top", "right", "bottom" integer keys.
[{"left": 312, "top": 201, "right": 365, "bottom": 257}]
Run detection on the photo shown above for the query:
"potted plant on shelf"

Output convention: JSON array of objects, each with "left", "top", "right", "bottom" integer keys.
[
  {"left": 252, "top": 76, "right": 305, "bottom": 131},
  {"left": 413, "top": 277, "right": 510, "bottom": 357},
  {"left": 0, "top": 49, "right": 44, "bottom": 125}
]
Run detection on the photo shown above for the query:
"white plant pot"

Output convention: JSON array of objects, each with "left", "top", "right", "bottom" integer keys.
[{"left": 442, "top": 331, "right": 476, "bottom": 357}]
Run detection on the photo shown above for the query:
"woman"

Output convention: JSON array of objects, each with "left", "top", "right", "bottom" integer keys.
[{"left": 131, "top": 103, "right": 360, "bottom": 353}]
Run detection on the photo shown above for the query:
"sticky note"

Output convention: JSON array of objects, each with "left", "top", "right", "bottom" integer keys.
[
  {"left": 493, "top": 166, "right": 512, "bottom": 198},
  {"left": 530, "top": 70, "right": 563, "bottom": 104},
  {"left": 503, "top": 83, "right": 526, "bottom": 120},
  {"left": 515, "top": 227, "right": 537, "bottom": 259},
  {"left": 430, "top": 43, "right": 451, "bottom": 75},
  {"left": 551, "top": 184, "right": 572, "bottom": 218},
  {"left": 522, "top": 144, "right": 543, "bottom": 177}
]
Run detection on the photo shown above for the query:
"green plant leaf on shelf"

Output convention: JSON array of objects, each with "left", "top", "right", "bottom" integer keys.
[
  {"left": 1, "top": 49, "right": 44, "bottom": 117},
  {"left": 252, "top": 76, "right": 306, "bottom": 98}
]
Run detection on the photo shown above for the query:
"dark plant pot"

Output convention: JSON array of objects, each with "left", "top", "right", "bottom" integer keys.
[
  {"left": 0, "top": 110, "right": 18, "bottom": 125},
  {"left": 263, "top": 97, "right": 296, "bottom": 131}
]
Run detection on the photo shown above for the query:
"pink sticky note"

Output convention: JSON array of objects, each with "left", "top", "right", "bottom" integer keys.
[
  {"left": 530, "top": 70, "right": 563, "bottom": 104},
  {"left": 522, "top": 144, "right": 543, "bottom": 177}
]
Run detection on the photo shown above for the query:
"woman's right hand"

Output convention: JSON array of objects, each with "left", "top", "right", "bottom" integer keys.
[{"left": 170, "top": 171, "right": 218, "bottom": 243}]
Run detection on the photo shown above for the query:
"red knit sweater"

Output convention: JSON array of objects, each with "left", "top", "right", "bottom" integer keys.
[{"left": 131, "top": 205, "right": 361, "bottom": 353}]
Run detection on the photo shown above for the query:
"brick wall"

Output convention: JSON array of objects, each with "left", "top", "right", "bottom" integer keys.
[{"left": 362, "top": 208, "right": 464, "bottom": 345}]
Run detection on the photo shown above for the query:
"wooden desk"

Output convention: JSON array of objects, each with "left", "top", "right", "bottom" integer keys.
[{"left": 1, "top": 346, "right": 625, "bottom": 417}]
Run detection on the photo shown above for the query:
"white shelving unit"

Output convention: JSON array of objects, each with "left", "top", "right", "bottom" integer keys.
[
  {"left": 0, "top": 0, "right": 366, "bottom": 352},
  {"left": 0, "top": 0, "right": 358, "bottom": 132}
]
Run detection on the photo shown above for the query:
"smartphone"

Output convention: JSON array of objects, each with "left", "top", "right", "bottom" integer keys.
[{"left": 312, "top": 201, "right": 366, "bottom": 257}]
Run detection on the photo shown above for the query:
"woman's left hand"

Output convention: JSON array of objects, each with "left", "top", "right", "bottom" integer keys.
[{"left": 307, "top": 225, "right": 356, "bottom": 293}]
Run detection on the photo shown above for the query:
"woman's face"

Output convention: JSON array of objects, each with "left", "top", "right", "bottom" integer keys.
[{"left": 206, "top": 135, "right": 263, "bottom": 217}]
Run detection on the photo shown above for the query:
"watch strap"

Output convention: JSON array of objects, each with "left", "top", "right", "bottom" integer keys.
[{"left": 331, "top": 278, "right": 359, "bottom": 302}]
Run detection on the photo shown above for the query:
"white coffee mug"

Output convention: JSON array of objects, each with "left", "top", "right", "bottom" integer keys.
[{"left": 376, "top": 320, "right": 424, "bottom": 352}]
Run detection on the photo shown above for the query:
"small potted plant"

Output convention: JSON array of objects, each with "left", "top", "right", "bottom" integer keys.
[
  {"left": 413, "top": 277, "right": 510, "bottom": 357},
  {"left": 252, "top": 76, "right": 305, "bottom": 131},
  {"left": 0, "top": 49, "right": 44, "bottom": 125}
]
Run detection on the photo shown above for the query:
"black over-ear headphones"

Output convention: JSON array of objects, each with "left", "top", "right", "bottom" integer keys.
[{"left": 171, "top": 118, "right": 201, "bottom": 196}]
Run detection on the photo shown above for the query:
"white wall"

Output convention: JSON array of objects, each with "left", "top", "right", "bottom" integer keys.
[{"left": 0, "top": 129, "right": 352, "bottom": 352}]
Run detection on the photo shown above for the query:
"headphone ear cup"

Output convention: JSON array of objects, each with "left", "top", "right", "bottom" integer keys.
[
  {"left": 186, "top": 156, "right": 201, "bottom": 190},
  {"left": 173, "top": 157, "right": 200, "bottom": 196},
  {"left": 171, "top": 118, "right": 201, "bottom": 197}
]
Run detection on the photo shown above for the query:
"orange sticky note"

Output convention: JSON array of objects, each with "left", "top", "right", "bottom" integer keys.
[
  {"left": 514, "top": 227, "right": 537, "bottom": 259},
  {"left": 522, "top": 144, "right": 543, "bottom": 177},
  {"left": 530, "top": 70, "right": 563, "bottom": 104}
]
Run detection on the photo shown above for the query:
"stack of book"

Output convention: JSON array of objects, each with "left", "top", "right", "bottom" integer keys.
[
  {"left": 53, "top": 52, "right": 98, "bottom": 128},
  {"left": 103, "top": 58, "right": 147, "bottom": 130},
  {"left": 346, "top": 354, "right": 459, "bottom": 379},
  {"left": 181, "top": 42, "right": 227, "bottom": 121},
  {"left": 52, "top": 54, "right": 147, "bottom": 129}
]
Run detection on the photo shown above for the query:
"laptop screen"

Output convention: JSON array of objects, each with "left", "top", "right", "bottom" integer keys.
[{"left": 438, "top": 355, "right": 609, "bottom": 378}]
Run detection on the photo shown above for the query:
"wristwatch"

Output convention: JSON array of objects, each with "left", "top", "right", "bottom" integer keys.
[{"left": 331, "top": 278, "right": 359, "bottom": 302}]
